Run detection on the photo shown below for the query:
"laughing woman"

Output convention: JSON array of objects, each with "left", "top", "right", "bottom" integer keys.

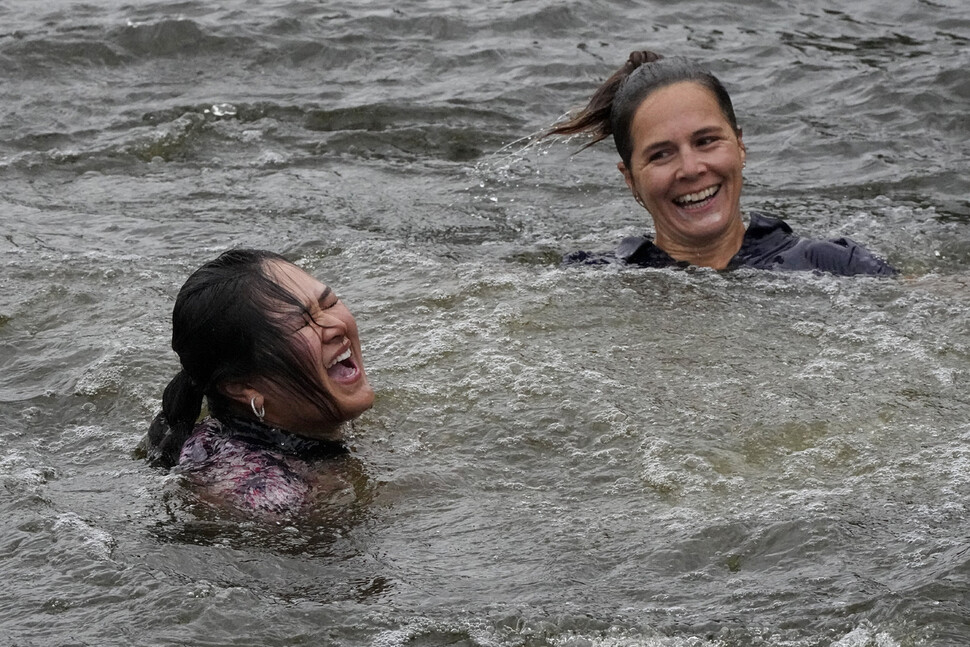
[
  {"left": 144, "top": 249, "right": 375, "bottom": 516},
  {"left": 548, "top": 50, "right": 896, "bottom": 276}
]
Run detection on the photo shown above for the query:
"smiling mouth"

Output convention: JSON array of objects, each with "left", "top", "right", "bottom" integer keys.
[
  {"left": 673, "top": 184, "right": 720, "bottom": 207},
  {"left": 326, "top": 348, "right": 352, "bottom": 370},
  {"left": 326, "top": 347, "right": 361, "bottom": 383}
]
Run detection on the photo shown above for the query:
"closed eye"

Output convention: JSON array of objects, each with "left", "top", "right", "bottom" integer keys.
[
  {"left": 296, "top": 310, "right": 316, "bottom": 331},
  {"left": 296, "top": 289, "right": 339, "bottom": 330}
]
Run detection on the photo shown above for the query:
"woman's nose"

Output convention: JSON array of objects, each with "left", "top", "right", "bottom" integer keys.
[
  {"left": 677, "top": 148, "right": 706, "bottom": 178},
  {"left": 311, "top": 312, "right": 348, "bottom": 341}
]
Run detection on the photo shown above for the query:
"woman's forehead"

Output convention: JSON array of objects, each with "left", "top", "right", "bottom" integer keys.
[{"left": 266, "top": 260, "right": 328, "bottom": 300}]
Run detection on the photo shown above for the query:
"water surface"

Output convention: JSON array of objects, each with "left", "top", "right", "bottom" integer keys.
[{"left": 2, "top": 1, "right": 970, "bottom": 645}]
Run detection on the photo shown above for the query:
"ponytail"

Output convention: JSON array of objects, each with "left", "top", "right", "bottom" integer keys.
[
  {"left": 545, "top": 49, "right": 738, "bottom": 169},
  {"left": 146, "top": 369, "right": 205, "bottom": 468},
  {"left": 545, "top": 50, "right": 664, "bottom": 145}
]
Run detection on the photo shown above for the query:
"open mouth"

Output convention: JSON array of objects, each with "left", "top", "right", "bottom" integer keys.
[
  {"left": 673, "top": 184, "right": 720, "bottom": 208},
  {"left": 326, "top": 348, "right": 360, "bottom": 383}
]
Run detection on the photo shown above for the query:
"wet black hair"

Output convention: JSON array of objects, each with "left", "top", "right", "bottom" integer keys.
[
  {"left": 145, "top": 248, "right": 342, "bottom": 469},
  {"left": 546, "top": 49, "right": 740, "bottom": 168}
]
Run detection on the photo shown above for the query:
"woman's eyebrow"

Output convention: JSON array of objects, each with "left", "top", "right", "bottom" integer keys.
[
  {"left": 314, "top": 286, "right": 333, "bottom": 308},
  {"left": 692, "top": 125, "right": 726, "bottom": 138},
  {"left": 639, "top": 125, "right": 728, "bottom": 157}
]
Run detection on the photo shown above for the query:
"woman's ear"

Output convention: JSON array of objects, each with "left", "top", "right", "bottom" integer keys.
[
  {"left": 618, "top": 161, "right": 636, "bottom": 193},
  {"left": 618, "top": 161, "right": 645, "bottom": 207},
  {"left": 219, "top": 380, "right": 260, "bottom": 409}
]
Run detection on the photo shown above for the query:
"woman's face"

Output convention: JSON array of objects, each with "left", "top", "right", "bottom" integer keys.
[
  {"left": 259, "top": 261, "right": 375, "bottom": 437},
  {"left": 618, "top": 81, "right": 746, "bottom": 252}
]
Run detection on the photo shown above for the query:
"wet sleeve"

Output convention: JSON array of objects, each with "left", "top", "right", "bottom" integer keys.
[
  {"left": 805, "top": 237, "right": 897, "bottom": 277},
  {"left": 562, "top": 249, "right": 618, "bottom": 265}
]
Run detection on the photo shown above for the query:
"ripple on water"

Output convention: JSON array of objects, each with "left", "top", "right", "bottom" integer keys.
[{"left": 1, "top": 0, "right": 969, "bottom": 644}]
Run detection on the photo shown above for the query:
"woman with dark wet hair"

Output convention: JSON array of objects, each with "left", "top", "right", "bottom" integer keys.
[
  {"left": 144, "top": 249, "right": 374, "bottom": 515},
  {"left": 548, "top": 50, "right": 896, "bottom": 276}
]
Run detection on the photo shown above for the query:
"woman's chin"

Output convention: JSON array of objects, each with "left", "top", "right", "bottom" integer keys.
[
  {"left": 336, "top": 383, "right": 376, "bottom": 421},
  {"left": 673, "top": 209, "right": 742, "bottom": 243}
]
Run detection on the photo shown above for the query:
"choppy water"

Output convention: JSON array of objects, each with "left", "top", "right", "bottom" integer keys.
[{"left": 2, "top": 1, "right": 970, "bottom": 645}]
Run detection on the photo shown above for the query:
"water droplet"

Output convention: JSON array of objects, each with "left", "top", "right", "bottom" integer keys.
[{"left": 210, "top": 103, "right": 237, "bottom": 118}]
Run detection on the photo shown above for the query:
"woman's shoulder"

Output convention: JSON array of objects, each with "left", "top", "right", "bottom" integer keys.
[
  {"left": 736, "top": 211, "right": 897, "bottom": 277},
  {"left": 176, "top": 417, "right": 315, "bottom": 515},
  {"left": 561, "top": 235, "right": 685, "bottom": 268}
]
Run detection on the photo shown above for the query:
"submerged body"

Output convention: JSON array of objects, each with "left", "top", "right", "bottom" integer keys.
[
  {"left": 547, "top": 52, "right": 896, "bottom": 275},
  {"left": 145, "top": 249, "right": 374, "bottom": 517},
  {"left": 612, "top": 212, "right": 897, "bottom": 276},
  {"left": 176, "top": 416, "right": 348, "bottom": 515}
]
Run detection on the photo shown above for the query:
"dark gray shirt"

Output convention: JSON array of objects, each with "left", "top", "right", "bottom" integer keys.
[{"left": 567, "top": 212, "right": 897, "bottom": 277}]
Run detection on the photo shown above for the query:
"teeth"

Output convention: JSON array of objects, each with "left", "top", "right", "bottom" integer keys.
[
  {"left": 327, "top": 348, "right": 352, "bottom": 369},
  {"left": 675, "top": 185, "right": 719, "bottom": 205}
]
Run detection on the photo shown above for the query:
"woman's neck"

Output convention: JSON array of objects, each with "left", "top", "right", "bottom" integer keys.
[
  {"left": 656, "top": 217, "right": 746, "bottom": 270},
  {"left": 218, "top": 413, "right": 345, "bottom": 458}
]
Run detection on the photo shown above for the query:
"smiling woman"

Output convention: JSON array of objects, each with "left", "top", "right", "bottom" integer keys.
[
  {"left": 548, "top": 49, "right": 897, "bottom": 276},
  {"left": 142, "top": 249, "right": 374, "bottom": 516}
]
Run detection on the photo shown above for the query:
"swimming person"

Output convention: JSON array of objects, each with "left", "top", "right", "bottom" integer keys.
[
  {"left": 547, "top": 50, "right": 896, "bottom": 276},
  {"left": 143, "top": 249, "right": 375, "bottom": 516}
]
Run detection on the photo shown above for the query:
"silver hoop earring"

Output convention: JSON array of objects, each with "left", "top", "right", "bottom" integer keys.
[{"left": 250, "top": 396, "right": 265, "bottom": 422}]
